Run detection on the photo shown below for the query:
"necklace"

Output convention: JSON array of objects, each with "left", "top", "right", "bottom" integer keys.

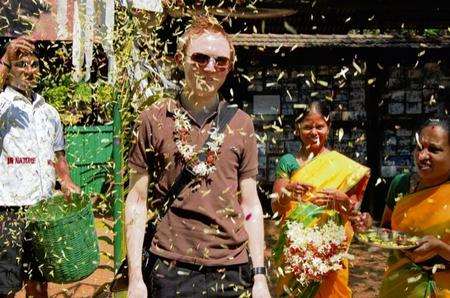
[{"left": 172, "top": 108, "right": 225, "bottom": 177}]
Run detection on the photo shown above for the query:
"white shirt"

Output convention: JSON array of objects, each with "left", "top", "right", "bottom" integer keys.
[{"left": 0, "top": 87, "right": 65, "bottom": 206}]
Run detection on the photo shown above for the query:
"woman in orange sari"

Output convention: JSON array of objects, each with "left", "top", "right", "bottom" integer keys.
[
  {"left": 272, "top": 101, "right": 371, "bottom": 297},
  {"left": 379, "top": 118, "right": 450, "bottom": 297}
]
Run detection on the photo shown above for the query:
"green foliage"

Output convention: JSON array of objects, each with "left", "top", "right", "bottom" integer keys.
[
  {"left": 42, "top": 85, "right": 69, "bottom": 110},
  {"left": 301, "top": 282, "right": 321, "bottom": 298},
  {"left": 73, "top": 82, "right": 93, "bottom": 103},
  {"left": 95, "top": 83, "right": 115, "bottom": 105},
  {"left": 273, "top": 224, "right": 288, "bottom": 262},
  {"left": 286, "top": 203, "right": 327, "bottom": 224},
  {"left": 424, "top": 28, "right": 441, "bottom": 38},
  {"left": 42, "top": 77, "right": 114, "bottom": 126},
  {"left": 27, "top": 194, "right": 88, "bottom": 222}
]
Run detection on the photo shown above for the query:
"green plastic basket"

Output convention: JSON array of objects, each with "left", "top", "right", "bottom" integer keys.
[
  {"left": 65, "top": 125, "right": 113, "bottom": 194},
  {"left": 27, "top": 194, "right": 100, "bottom": 283}
]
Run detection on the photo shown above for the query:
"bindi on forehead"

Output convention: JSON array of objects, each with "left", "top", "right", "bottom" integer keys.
[{"left": 420, "top": 135, "right": 444, "bottom": 147}]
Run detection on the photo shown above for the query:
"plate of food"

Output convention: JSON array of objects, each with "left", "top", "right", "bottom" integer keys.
[{"left": 356, "top": 228, "right": 420, "bottom": 250}]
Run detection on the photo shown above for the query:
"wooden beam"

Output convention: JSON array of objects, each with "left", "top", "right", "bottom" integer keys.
[{"left": 231, "top": 34, "right": 450, "bottom": 48}]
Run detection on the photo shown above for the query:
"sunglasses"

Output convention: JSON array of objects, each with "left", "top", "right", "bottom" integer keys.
[
  {"left": 12, "top": 60, "right": 40, "bottom": 69},
  {"left": 190, "top": 53, "right": 230, "bottom": 71}
]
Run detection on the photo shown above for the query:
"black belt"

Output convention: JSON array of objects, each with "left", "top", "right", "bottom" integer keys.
[{"left": 155, "top": 255, "right": 249, "bottom": 273}]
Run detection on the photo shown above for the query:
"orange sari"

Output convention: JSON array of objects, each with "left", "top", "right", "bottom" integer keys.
[
  {"left": 380, "top": 182, "right": 450, "bottom": 298},
  {"left": 274, "top": 151, "right": 370, "bottom": 297}
]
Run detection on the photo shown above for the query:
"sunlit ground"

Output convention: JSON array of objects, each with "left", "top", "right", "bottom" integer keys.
[{"left": 15, "top": 219, "right": 387, "bottom": 297}]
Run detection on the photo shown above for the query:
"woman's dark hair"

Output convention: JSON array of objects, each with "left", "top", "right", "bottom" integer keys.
[
  {"left": 294, "top": 101, "right": 331, "bottom": 125},
  {"left": 418, "top": 117, "right": 450, "bottom": 144}
]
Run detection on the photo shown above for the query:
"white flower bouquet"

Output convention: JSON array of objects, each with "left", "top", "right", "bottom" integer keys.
[{"left": 274, "top": 203, "right": 352, "bottom": 297}]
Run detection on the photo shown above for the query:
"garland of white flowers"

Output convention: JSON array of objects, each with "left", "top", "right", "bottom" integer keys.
[{"left": 173, "top": 108, "right": 225, "bottom": 177}]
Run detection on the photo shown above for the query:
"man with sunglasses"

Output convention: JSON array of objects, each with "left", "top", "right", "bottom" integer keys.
[
  {"left": 0, "top": 38, "right": 80, "bottom": 297},
  {"left": 126, "top": 16, "right": 271, "bottom": 297}
]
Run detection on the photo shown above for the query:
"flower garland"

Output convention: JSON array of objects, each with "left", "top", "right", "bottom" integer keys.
[
  {"left": 283, "top": 219, "right": 350, "bottom": 287},
  {"left": 274, "top": 203, "right": 352, "bottom": 297},
  {"left": 173, "top": 108, "right": 225, "bottom": 177}
]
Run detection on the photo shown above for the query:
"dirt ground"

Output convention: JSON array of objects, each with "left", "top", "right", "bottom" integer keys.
[
  {"left": 348, "top": 243, "right": 388, "bottom": 298},
  {"left": 15, "top": 219, "right": 388, "bottom": 297}
]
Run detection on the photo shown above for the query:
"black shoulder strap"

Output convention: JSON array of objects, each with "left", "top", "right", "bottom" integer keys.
[
  {"left": 163, "top": 102, "right": 238, "bottom": 209},
  {"left": 197, "top": 102, "right": 238, "bottom": 161}
]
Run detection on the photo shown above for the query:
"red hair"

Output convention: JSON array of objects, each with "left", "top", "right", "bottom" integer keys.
[{"left": 177, "top": 15, "right": 235, "bottom": 67}]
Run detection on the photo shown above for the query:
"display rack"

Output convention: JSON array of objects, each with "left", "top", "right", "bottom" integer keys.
[{"left": 380, "top": 63, "right": 449, "bottom": 177}]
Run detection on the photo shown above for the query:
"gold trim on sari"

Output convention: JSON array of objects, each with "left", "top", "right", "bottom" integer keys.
[{"left": 380, "top": 182, "right": 450, "bottom": 298}]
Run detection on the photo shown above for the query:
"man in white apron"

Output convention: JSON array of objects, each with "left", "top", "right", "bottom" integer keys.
[{"left": 0, "top": 38, "right": 80, "bottom": 297}]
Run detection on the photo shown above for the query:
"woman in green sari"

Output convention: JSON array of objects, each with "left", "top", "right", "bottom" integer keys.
[
  {"left": 272, "top": 101, "right": 371, "bottom": 297},
  {"left": 379, "top": 118, "right": 450, "bottom": 297}
]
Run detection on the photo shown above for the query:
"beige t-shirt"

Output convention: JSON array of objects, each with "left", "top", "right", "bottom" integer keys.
[{"left": 128, "top": 99, "right": 258, "bottom": 266}]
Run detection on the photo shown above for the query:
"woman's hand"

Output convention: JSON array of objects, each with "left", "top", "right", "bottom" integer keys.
[
  {"left": 311, "top": 189, "right": 354, "bottom": 212},
  {"left": 349, "top": 211, "right": 373, "bottom": 232},
  {"left": 405, "top": 235, "right": 448, "bottom": 263},
  {"left": 314, "top": 189, "right": 348, "bottom": 202},
  {"left": 272, "top": 179, "right": 314, "bottom": 214},
  {"left": 285, "top": 182, "right": 314, "bottom": 199}
]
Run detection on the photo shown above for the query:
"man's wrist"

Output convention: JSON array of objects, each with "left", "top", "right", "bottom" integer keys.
[
  {"left": 129, "top": 269, "right": 144, "bottom": 281},
  {"left": 59, "top": 175, "right": 73, "bottom": 184},
  {"left": 253, "top": 273, "right": 267, "bottom": 282},
  {"left": 251, "top": 266, "right": 267, "bottom": 280}
]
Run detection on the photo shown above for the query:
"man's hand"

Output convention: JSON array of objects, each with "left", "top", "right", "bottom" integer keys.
[
  {"left": 2, "top": 37, "right": 35, "bottom": 65},
  {"left": 252, "top": 275, "right": 271, "bottom": 298},
  {"left": 240, "top": 178, "right": 270, "bottom": 297},
  {"left": 128, "top": 279, "right": 148, "bottom": 298},
  {"left": 61, "top": 180, "right": 81, "bottom": 201},
  {"left": 0, "top": 37, "right": 34, "bottom": 88},
  {"left": 54, "top": 151, "right": 80, "bottom": 201}
]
